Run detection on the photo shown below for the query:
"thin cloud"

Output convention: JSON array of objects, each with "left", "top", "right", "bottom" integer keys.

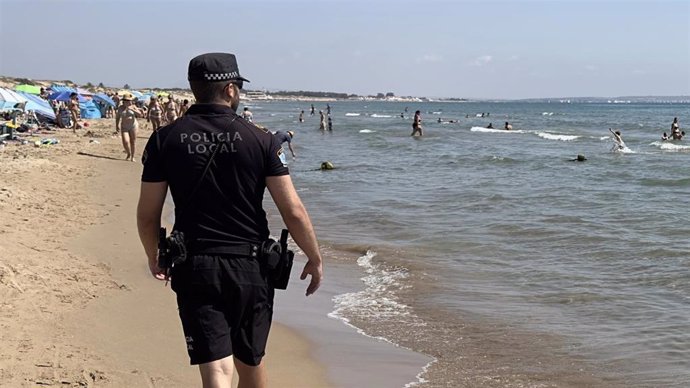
[
  {"left": 470, "top": 55, "right": 493, "bottom": 67},
  {"left": 585, "top": 65, "right": 598, "bottom": 71},
  {"left": 416, "top": 54, "right": 443, "bottom": 63}
]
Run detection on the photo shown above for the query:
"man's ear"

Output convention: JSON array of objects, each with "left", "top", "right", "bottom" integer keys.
[{"left": 224, "top": 83, "right": 236, "bottom": 100}]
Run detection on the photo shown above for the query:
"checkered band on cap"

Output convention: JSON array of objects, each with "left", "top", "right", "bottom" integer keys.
[{"left": 204, "top": 71, "right": 240, "bottom": 81}]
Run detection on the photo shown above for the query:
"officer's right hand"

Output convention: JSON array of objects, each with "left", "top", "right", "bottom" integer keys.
[
  {"left": 300, "top": 260, "right": 322, "bottom": 296},
  {"left": 149, "top": 257, "right": 167, "bottom": 281}
]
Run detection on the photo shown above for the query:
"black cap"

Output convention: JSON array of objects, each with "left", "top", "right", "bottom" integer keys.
[{"left": 187, "top": 52, "right": 250, "bottom": 83}]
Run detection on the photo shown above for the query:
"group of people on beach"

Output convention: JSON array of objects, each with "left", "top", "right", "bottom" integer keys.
[{"left": 111, "top": 93, "right": 190, "bottom": 161}]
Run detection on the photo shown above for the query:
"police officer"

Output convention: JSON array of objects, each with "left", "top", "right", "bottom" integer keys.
[{"left": 136, "top": 52, "right": 323, "bottom": 388}]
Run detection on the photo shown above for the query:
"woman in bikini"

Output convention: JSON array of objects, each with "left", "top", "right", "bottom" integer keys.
[
  {"left": 179, "top": 99, "right": 190, "bottom": 116},
  {"left": 163, "top": 94, "right": 179, "bottom": 124},
  {"left": 147, "top": 96, "right": 164, "bottom": 131},
  {"left": 115, "top": 94, "right": 144, "bottom": 161}
]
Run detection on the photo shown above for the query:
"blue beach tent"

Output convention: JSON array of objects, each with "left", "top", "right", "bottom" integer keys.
[{"left": 79, "top": 100, "right": 102, "bottom": 119}]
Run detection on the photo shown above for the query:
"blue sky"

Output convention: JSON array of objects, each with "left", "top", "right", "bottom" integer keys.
[{"left": 1, "top": 0, "right": 688, "bottom": 99}]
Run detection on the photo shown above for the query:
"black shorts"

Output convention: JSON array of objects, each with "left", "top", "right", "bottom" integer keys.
[{"left": 171, "top": 254, "right": 274, "bottom": 366}]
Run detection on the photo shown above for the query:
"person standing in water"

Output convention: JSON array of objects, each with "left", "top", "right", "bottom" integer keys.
[
  {"left": 319, "top": 110, "right": 326, "bottom": 131},
  {"left": 411, "top": 110, "right": 423, "bottom": 136},
  {"left": 242, "top": 106, "right": 254, "bottom": 122},
  {"left": 609, "top": 128, "right": 626, "bottom": 151},
  {"left": 298, "top": 110, "right": 304, "bottom": 123},
  {"left": 671, "top": 117, "right": 681, "bottom": 139}
]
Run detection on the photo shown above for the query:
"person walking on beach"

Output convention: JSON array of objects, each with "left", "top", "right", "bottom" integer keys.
[
  {"left": 180, "top": 99, "right": 190, "bottom": 116},
  {"left": 68, "top": 93, "right": 80, "bottom": 132},
  {"left": 115, "top": 93, "right": 143, "bottom": 161},
  {"left": 147, "top": 96, "right": 164, "bottom": 131},
  {"left": 137, "top": 52, "right": 323, "bottom": 388},
  {"left": 274, "top": 130, "right": 296, "bottom": 158},
  {"left": 411, "top": 110, "right": 423, "bottom": 136},
  {"left": 163, "top": 94, "right": 179, "bottom": 123}
]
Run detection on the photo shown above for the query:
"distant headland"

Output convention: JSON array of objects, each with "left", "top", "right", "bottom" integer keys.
[{"left": 1, "top": 75, "right": 687, "bottom": 103}]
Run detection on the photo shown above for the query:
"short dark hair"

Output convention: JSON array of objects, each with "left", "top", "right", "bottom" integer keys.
[{"left": 189, "top": 81, "right": 229, "bottom": 103}]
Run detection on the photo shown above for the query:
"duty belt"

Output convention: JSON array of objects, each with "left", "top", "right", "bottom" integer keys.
[{"left": 189, "top": 242, "right": 261, "bottom": 258}]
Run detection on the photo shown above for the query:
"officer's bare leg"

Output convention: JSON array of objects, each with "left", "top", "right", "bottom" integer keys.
[
  {"left": 198, "top": 356, "right": 234, "bottom": 388},
  {"left": 234, "top": 358, "right": 267, "bottom": 388}
]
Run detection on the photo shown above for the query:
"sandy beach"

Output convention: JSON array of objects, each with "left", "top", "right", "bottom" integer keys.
[
  {"left": 0, "top": 117, "right": 431, "bottom": 387},
  {"left": 0, "top": 120, "right": 335, "bottom": 387}
]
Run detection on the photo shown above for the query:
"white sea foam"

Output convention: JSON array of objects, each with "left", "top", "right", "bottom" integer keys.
[
  {"left": 329, "top": 250, "right": 424, "bottom": 330},
  {"left": 537, "top": 132, "right": 580, "bottom": 141},
  {"left": 404, "top": 359, "right": 437, "bottom": 388},
  {"left": 431, "top": 111, "right": 442, "bottom": 115},
  {"left": 345, "top": 113, "right": 361, "bottom": 116},
  {"left": 599, "top": 136, "right": 609, "bottom": 141},
  {"left": 612, "top": 144, "right": 635, "bottom": 153},
  {"left": 651, "top": 141, "right": 690, "bottom": 151},
  {"left": 359, "top": 129, "right": 375, "bottom": 133},
  {"left": 371, "top": 114, "right": 392, "bottom": 118},
  {"left": 471, "top": 126, "right": 524, "bottom": 133},
  {"left": 542, "top": 112, "right": 554, "bottom": 116}
]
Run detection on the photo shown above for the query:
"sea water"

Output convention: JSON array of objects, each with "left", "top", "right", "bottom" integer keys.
[{"left": 257, "top": 100, "right": 689, "bottom": 387}]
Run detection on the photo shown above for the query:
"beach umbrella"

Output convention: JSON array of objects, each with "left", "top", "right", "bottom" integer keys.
[
  {"left": 15, "top": 84, "right": 42, "bottom": 95},
  {"left": 76, "top": 87, "right": 94, "bottom": 97},
  {"left": 50, "top": 85, "right": 77, "bottom": 93},
  {"left": 48, "top": 91, "right": 88, "bottom": 103},
  {"left": 0, "top": 87, "right": 28, "bottom": 110},
  {"left": 16, "top": 92, "right": 56, "bottom": 121}
]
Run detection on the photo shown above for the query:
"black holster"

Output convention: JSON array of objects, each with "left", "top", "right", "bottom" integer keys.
[
  {"left": 158, "top": 227, "right": 188, "bottom": 269},
  {"left": 260, "top": 229, "right": 294, "bottom": 290}
]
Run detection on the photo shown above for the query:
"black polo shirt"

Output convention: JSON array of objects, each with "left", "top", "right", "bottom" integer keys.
[
  {"left": 274, "top": 130, "right": 291, "bottom": 145},
  {"left": 141, "top": 104, "right": 289, "bottom": 244}
]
